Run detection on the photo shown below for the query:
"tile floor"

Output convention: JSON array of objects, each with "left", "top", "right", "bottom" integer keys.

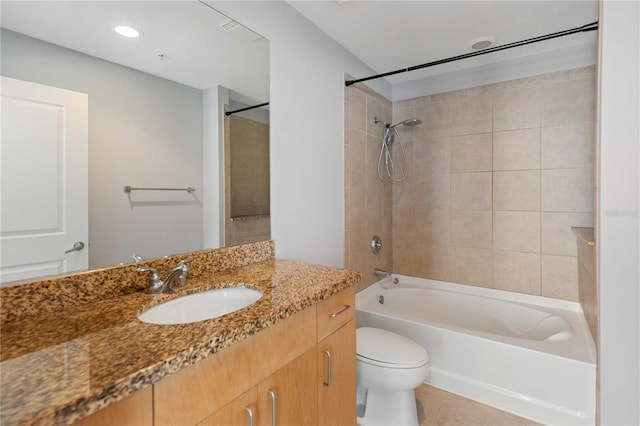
[{"left": 416, "top": 385, "right": 540, "bottom": 426}]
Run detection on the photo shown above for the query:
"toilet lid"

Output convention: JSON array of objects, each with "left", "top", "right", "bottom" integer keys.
[{"left": 356, "top": 327, "right": 428, "bottom": 368}]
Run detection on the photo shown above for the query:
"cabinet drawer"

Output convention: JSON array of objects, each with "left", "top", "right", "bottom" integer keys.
[{"left": 317, "top": 287, "right": 355, "bottom": 341}]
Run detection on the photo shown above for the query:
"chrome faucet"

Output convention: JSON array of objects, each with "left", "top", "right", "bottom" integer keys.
[
  {"left": 374, "top": 268, "right": 390, "bottom": 279},
  {"left": 374, "top": 268, "right": 399, "bottom": 285},
  {"left": 137, "top": 257, "right": 194, "bottom": 294}
]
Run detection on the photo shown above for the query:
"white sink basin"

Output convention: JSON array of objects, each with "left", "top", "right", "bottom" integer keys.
[{"left": 138, "top": 287, "right": 263, "bottom": 325}]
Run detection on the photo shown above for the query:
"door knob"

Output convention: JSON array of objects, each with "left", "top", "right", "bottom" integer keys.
[{"left": 65, "top": 241, "right": 85, "bottom": 254}]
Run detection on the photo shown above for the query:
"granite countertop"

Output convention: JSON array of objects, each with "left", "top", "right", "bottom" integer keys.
[{"left": 0, "top": 258, "right": 360, "bottom": 426}]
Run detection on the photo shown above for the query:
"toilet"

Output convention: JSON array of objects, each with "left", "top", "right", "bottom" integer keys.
[{"left": 356, "top": 327, "right": 429, "bottom": 426}]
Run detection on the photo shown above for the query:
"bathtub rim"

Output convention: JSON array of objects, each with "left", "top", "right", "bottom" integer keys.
[
  {"left": 357, "top": 275, "right": 597, "bottom": 365},
  {"left": 367, "top": 274, "right": 584, "bottom": 312}
]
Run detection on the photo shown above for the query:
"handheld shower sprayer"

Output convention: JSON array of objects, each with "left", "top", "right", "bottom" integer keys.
[{"left": 373, "top": 116, "right": 422, "bottom": 182}]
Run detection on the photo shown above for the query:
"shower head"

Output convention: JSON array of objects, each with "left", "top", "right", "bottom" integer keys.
[
  {"left": 402, "top": 118, "right": 422, "bottom": 126},
  {"left": 387, "top": 118, "right": 422, "bottom": 128}
]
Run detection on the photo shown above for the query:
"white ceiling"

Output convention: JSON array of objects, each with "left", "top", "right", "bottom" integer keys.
[
  {"left": 0, "top": 1, "right": 270, "bottom": 105},
  {"left": 287, "top": 0, "right": 598, "bottom": 93},
  {"left": 2, "top": 1, "right": 599, "bottom": 103}
]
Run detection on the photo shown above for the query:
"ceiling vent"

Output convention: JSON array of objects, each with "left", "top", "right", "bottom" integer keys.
[
  {"left": 221, "top": 19, "right": 241, "bottom": 31},
  {"left": 220, "top": 19, "right": 264, "bottom": 43}
]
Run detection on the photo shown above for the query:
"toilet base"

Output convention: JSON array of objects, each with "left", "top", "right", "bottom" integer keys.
[{"left": 357, "top": 387, "right": 418, "bottom": 426}]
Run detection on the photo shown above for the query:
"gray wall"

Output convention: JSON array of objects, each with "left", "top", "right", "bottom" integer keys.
[{"left": 1, "top": 29, "right": 204, "bottom": 267}]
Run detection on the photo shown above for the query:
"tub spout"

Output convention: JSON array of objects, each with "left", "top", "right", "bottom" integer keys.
[{"left": 374, "top": 268, "right": 390, "bottom": 279}]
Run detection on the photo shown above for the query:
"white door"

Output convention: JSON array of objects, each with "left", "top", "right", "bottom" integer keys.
[{"left": 1, "top": 77, "right": 88, "bottom": 284}]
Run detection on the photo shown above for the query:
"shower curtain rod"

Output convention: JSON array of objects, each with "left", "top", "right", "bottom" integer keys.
[
  {"left": 225, "top": 102, "right": 270, "bottom": 116},
  {"left": 345, "top": 21, "right": 598, "bottom": 87}
]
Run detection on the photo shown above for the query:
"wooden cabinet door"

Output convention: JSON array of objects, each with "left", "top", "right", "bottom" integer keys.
[
  {"left": 73, "top": 386, "right": 152, "bottom": 426},
  {"left": 258, "top": 348, "right": 317, "bottom": 426},
  {"left": 317, "top": 320, "right": 357, "bottom": 426},
  {"left": 200, "top": 387, "right": 260, "bottom": 426}
]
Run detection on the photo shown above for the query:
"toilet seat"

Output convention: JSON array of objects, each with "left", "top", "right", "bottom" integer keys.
[{"left": 356, "top": 327, "right": 428, "bottom": 369}]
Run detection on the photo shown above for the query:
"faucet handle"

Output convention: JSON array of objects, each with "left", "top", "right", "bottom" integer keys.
[
  {"left": 136, "top": 266, "right": 158, "bottom": 275},
  {"left": 137, "top": 266, "right": 163, "bottom": 293},
  {"left": 177, "top": 257, "right": 193, "bottom": 267},
  {"left": 132, "top": 254, "right": 145, "bottom": 263}
]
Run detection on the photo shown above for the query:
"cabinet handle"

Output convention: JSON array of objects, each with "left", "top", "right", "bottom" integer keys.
[
  {"left": 323, "top": 350, "right": 332, "bottom": 387},
  {"left": 328, "top": 304, "right": 351, "bottom": 318},
  {"left": 266, "top": 389, "right": 276, "bottom": 426},
  {"left": 243, "top": 406, "right": 254, "bottom": 426}
]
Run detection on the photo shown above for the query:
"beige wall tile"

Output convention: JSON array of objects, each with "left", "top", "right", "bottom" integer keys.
[
  {"left": 415, "top": 209, "right": 451, "bottom": 245},
  {"left": 451, "top": 172, "right": 492, "bottom": 210},
  {"left": 344, "top": 144, "right": 350, "bottom": 184},
  {"left": 451, "top": 94, "right": 493, "bottom": 136},
  {"left": 415, "top": 244, "right": 452, "bottom": 281},
  {"left": 355, "top": 68, "right": 595, "bottom": 301},
  {"left": 344, "top": 229, "right": 350, "bottom": 265},
  {"left": 366, "top": 171, "right": 383, "bottom": 211},
  {"left": 348, "top": 209, "right": 367, "bottom": 255},
  {"left": 493, "top": 170, "right": 540, "bottom": 211},
  {"left": 493, "top": 128, "right": 540, "bottom": 171},
  {"left": 366, "top": 209, "right": 383, "bottom": 240},
  {"left": 392, "top": 208, "right": 414, "bottom": 245},
  {"left": 415, "top": 101, "right": 452, "bottom": 139},
  {"left": 254, "top": 217, "right": 271, "bottom": 235},
  {"left": 493, "top": 251, "right": 541, "bottom": 295},
  {"left": 578, "top": 262, "right": 598, "bottom": 343},
  {"left": 393, "top": 102, "right": 414, "bottom": 121},
  {"left": 493, "top": 211, "right": 541, "bottom": 253},
  {"left": 349, "top": 129, "right": 366, "bottom": 172},
  {"left": 349, "top": 88, "right": 367, "bottom": 133},
  {"left": 451, "top": 210, "right": 492, "bottom": 249},
  {"left": 414, "top": 137, "right": 450, "bottom": 175},
  {"left": 395, "top": 121, "right": 416, "bottom": 143},
  {"left": 541, "top": 168, "right": 594, "bottom": 212},
  {"left": 541, "top": 212, "right": 594, "bottom": 256},
  {"left": 393, "top": 242, "right": 415, "bottom": 276},
  {"left": 367, "top": 97, "right": 391, "bottom": 136},
  {"left": 391, "top": 140, "right": 414, "bottom": 180},
  {"left": 349, "top": 171, "right": 366, "bottom": 212},
  {"left": 541, "top": 254, "right": 579, "bottom": 301},
  {"left": 450, "top": 133, "right": 492, "bottom": 172},
  {"left": 541, "top": 76, "right": 596, "bottom": 127},
  {"left": 392, "top": 180, "right": 415, "bottom": 208},
  {"left": 414, "top": 173, "right": 451, "bottom": 210},
  {"left": 344, "top": 187, "right": 350, "bottom": 231},
  {"left": 452, "top": 247, "right": 493, "bottom": 287},
  {"left": 365, "top": 134, "right": 381, "bottom": 175},
  {"left": 541, "top": 123, "right": 595, "bottom": 169},
  {"left": 348, "top": 249, "right": 366, "bottom": 283},
  {"left": 493, "top": 86, "right": 541, "bottom": 132},
  {"left": 578, "top": 237, "right": 596, "bottom": 279}
]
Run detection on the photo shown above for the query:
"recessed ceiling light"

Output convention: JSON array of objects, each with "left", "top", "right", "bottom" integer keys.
[
  {"left": 115, "top": 26, "right": 142, "bottom": 38},
  {"left": 469, "top": 36, "right": 497, "bottom": 50}
]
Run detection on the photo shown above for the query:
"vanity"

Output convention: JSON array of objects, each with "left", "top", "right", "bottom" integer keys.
[{"left": 0, "top": 241, "right": 360, "bottom": 426}]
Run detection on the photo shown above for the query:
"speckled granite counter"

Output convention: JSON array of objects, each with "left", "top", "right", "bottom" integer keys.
[{"left": 0, "top": 242, "right": 360, "bottom": 426}]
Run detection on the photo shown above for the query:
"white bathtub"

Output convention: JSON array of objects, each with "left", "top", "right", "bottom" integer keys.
[{"left": 356, "top": 275, "right": 596, "bottom": 425}]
